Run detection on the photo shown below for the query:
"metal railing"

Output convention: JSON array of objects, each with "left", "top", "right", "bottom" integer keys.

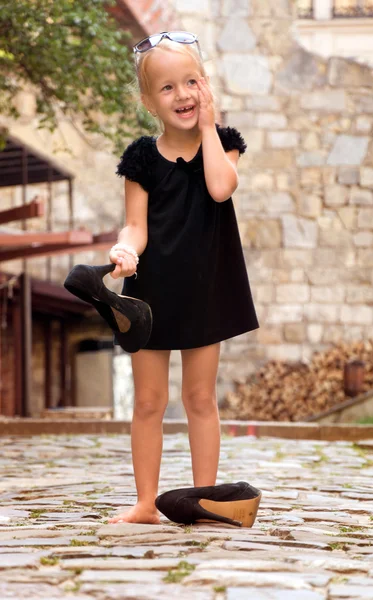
[
  {"left": 333, "top": 1, "right": 373, "bottom": 17},
  {"left": 297, "top": 0, "right": 313, "bottom": 18},
  {"left": 296, "top": 0, "right": 373, "bottom": 18}
]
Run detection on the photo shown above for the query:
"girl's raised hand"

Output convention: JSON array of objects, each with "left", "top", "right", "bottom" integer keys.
[{"left": 197, "top": 77, "right": 215, "bottom": 130}]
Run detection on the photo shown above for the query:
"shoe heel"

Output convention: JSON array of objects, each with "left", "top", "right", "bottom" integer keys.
[
  {"left": 192, "top": 499, "right": 243, "bottom": 527},
  {"left": 199, "top": 494, "right": 262, "bottom": 528}
]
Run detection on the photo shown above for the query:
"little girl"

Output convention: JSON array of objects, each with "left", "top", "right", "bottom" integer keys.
[{"left": 107, "top": 31, "right": 259, "bottom": 524}]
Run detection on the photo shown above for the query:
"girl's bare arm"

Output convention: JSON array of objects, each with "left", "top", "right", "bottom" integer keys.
[{"left": 110, "top": 178, "right": 148, "bottom": 279}]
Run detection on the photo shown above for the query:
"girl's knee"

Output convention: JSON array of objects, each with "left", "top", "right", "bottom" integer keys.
[
  {"left": 183, "top": 389, "right": 217, "bottom": 418},
  {"left": 134, "top": 390, "right": 167, "bottom": 420}
]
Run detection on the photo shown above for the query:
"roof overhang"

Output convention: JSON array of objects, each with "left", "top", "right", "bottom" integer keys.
[{"left": 0, "top": 135, "right": 72, "bottom": 187}]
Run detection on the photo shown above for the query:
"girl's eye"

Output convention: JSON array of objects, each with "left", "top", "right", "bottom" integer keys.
[
  {"left": 162, "top": 85, "right": 172, "bottom": 91},
  {"left": 188, "top": 79, "right": 197, "bottom": 86}
]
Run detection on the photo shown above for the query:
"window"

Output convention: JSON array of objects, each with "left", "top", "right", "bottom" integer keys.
[
  {"left": 333, "top": 0, "right": 373, "bottom": 17},
  {"left": 297, "top": 0, "right": 373, "bottom": 18}
]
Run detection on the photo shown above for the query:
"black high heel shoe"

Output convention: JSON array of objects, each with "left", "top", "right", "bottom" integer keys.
[
  {"left": 64, "top": 263, "right": 152, "bottom": 353},
  {"left": 155, "top": 481, "right": 262, "bottom": 528}
]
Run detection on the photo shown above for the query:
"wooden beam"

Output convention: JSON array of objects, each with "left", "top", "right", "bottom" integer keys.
[
  {"left": 0, "top": 198, "right": 44, "bottom": 226},
  {"left": 0, "top": 230, "right": 117, "bottom": 262},
  {"left": 0, "top": 230, "right": 92, "bottom": 247}
]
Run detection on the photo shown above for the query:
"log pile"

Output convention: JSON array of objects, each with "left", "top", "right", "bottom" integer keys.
[{"left": 220, "top": 340, "right": 373, "bottom": 422}]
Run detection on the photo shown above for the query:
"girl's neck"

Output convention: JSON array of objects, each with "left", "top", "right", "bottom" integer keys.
[{"left": 160, "top": 125, "right": 202, "bottom": 151}]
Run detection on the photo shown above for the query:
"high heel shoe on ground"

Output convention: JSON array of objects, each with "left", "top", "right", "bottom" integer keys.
[
  {"left": 155, "top": 481, "right": 262, "bottom": 528},
  {"left": 64, "top": 263, "right": 152, "bottom": 353}
]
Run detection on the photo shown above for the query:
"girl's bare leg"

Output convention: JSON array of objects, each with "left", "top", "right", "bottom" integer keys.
[
  {"left": 109, "top": 349, "right": 170, "bottom": 524},
  {"left": 181, "top": 343, "right": 221, "bottom": 487}
]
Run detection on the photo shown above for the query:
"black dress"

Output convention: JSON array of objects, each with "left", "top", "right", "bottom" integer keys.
[{"left": 116, "top": 124, "right": 259, "bottom": 350}]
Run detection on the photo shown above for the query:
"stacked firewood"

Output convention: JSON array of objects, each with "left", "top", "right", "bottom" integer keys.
[{"left": 220, "top": 340, "right": 373, "bottom": 422}]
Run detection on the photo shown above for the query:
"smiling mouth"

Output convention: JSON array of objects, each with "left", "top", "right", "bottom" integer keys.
[{"left": 175, "top": 105, "right": 195, "bottom": 115}]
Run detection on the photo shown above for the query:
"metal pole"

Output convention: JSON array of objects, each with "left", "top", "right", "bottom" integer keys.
[
  {"left": 21, "top": 147, "right": 28, "bottom": 274},
  {"left": 20, "top": 272, "right": 32, "bottom": 416},
  {"left": 68, "top": 179, "right": 74, "bottom": 270},
  {"left": 47, "top": 167, "right": 53, "bottom": 281}
]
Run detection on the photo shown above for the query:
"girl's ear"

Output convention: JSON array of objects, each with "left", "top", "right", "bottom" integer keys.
[{"left": 141, "top": 94, "right": 157, "bottom": 117}]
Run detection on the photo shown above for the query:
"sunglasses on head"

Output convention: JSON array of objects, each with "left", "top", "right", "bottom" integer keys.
[{"left": 133, "top": 31, "right": 199, "bottom": 54}]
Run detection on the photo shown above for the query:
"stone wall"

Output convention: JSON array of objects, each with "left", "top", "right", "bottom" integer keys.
[
  {"left": 171, "top": 0, "right": 373, "bottom": 403},
  {"left": 2, "top": 0, "right": 373, "bottom": 416}
]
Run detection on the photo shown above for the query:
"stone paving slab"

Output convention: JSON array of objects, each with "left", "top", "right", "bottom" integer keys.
[{"left": 0, "top": 434, "right": 372, "bottom": 599}]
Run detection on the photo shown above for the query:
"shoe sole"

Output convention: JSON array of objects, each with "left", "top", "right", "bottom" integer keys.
[{"left": 198, "top": 493, "right": 262, "bottom": 527}]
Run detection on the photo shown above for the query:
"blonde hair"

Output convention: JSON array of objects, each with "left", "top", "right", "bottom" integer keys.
[{"left": 135, "top": 39, "right": 208, "bottom": 96}]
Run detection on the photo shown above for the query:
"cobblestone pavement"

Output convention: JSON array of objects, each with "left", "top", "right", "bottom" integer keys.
[{"left": 0, "top": 433, "right": 373, "bottom": 600}]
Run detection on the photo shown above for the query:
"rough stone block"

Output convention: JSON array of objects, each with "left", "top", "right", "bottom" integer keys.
[
  {"left": 266, "top": 304, "right": 303, "bottom": 323},
  {"left": 328, "top": 57, "right": 373, "bottom": 88},
  {"left": 357, "top": 248, "right": 373, "bottom": 266},
  {"left": 356, "top": 116, "right": 372, "bottom": 133},
  {"left": 253, "top": 149, "right": 293, "bottom": 169},
  {"left": 222, "top": 0, "right": 252, "bottom": 16},
  {"left": 268, "top": 131, "right": 299, "bottom": 148},
  {"left": 277, "top": 171, "right": 295, "bottom": 191},
  {"left": 346, "top": 285, "right": 373, "bottom": 303},
  {"left": 304, "top": 303, "right": 339, "bottom": 322},
  {"left": 244, "top": 219, "right": 282, "bottom": 248},
  {"left": 282, "top": 215, "right": 318, "bottom": 248},
  {"left": 250, "top": 173, "right": 274, "bottom": 190},
  {"left": 256, "top": 327, "right": 283, "bottom": 344},
  {"left": 300, "top": 169, "right": 321, "bottom": 190},
  {"left": 242, "top": 130, "right": 264, "bottom": 152},
  {"left": 246, "top": 95, "right": 282, "bottom": 111},
  {"left": 284, "top": 322, "right": 306, "bottom": 343},
  {"left": 290, "top": 268, "right": 305, "bottom": 282},
  {"left": 319, "top": 228, "right": 352, "bottom": 248},
  {"left": 337, "top": 167, "right": 360, "bottom": 185},
  {"left": 311, "top": 286, "right": 345, "bottom": 303},
  {"left": 266, "top": 192, "right": 295, "bottom": 214},
  {"left": 322, "top": 167, "right": 337, "bottom": 186},
  {"left": 357, "top": 208, "right": 373, "bottom": 229},
  {"left": 297, "top": 152, "right": 327, "bottom": 168},
  {"left": 266, "top": 343, "right": 303, "bottom": 361},
  {"left": 302, "top": 132, "right": 320, "bottom": 151},
  {"left": 307, "top": 268, "right": 339, "bottom": 285},
  {"left": 175, "top": 0, "right": 210, "bottom": 13},
  {"left": 324, "top": 185, "right": 348, "bottom": 208},
  {"left": 276, "top": 284, "right": 310, "bottom": 304},
  {"left": 254, "top": 284, "right": 275, "bottom": 304},
  {"left": 220, "top": 95, "right": 244, "bottom": 111},
  {"left": 340, "top": 305, "right": 373, "bottom": 325},
  {"left": 327, "top": 136, "right": 369, "bottom": 166},
  {"left": 301, "top": 90, "right": 347, "bottom": 112},
  {"left": 349, "top": 186, "right": 373, "bottom": 206},
  {"left": 278, "top": 249, "right": 313, "bottom": 268},
  {"left": 255, "top": 113, "right": 287, "bottom": 129},
  {"left": 307, "top": 323, "right": 323, "bottom": 344},
  {"left": 226, "top": 111, "right": 255, "bottom": 129},
  {"left": 336, "top": 206, "right": 357, "bottom": 230},
  {"left": 360, "top": 167, "right": 373, "bottom": 188},
  {"left": 218, "top": 18, "right": 256, "bottom": 52},
  {"left": 353, "top": 231, "right": 373, "bottom": 247},
  {"left": 298, "top": 194, "right": 322, "bottom": 218},
  {"left": 276, "top": 47, "right": 326, "bottom": 92},
  {"left": 222, "top": 54, "right": 272, "bottom": 95},
  {"left": 353, "top": 94, "right": 373, "bottom": 113}
]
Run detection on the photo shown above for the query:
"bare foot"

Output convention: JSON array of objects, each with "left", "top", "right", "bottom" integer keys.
[{"left": 108, "top": 502, "right": 160, "bottom": 524}]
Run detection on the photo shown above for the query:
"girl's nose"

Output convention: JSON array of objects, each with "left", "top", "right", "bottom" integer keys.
[{"left": 176, "top": 87, "right": 191, "bottom": 101}]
